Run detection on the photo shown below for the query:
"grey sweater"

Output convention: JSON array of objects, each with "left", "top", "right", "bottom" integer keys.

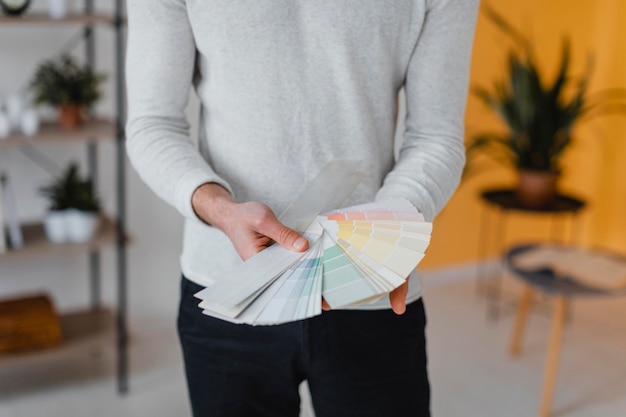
[{"left": 126, "top": 0, "right": 479, "bottom": 308}]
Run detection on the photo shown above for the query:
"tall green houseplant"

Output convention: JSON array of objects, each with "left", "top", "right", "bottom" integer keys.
[{"left": 466, "top": 6, "right": 626, "bottom": 207}]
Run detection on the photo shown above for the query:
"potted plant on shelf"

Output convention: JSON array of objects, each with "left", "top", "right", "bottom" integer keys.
[
  {"left": 29, "top": 54, "right": 106, "bottom": 130},
  {"left": 0, "top": 0, "right": 31, "bottom": 16},
  {"left": 40, "top": 162, "right": 101, "bottom": 244},
  {"left": 465, "top": 6, "right": 626, "bottom": 208}
]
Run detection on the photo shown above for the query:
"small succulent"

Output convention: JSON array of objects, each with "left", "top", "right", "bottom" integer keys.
[
  {"left": 39, "top": 162, "right": 101, "bottom": 212},
  {"left": 30, "top": 54, "right": 106, "bottom": 108}
]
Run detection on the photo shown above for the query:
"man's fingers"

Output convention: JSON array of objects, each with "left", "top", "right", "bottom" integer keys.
[
  {"left": 389, "top": 281, "right": 409, "bottom": 315},
  {"left": 322, "top": 298, "right": 331, "bottom": 311},
  {"left": 238, "top": 237, "right": 273, "bottom": 261}
]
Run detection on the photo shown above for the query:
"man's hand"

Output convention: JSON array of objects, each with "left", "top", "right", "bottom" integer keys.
[
  {"left": 191, "top": 183, "right": 308, "bottom": 261},
  {"left": 389, "top": 281, "right": 408, "bottom": 315},
  {"left": 322, "top": 280, "right": 409, "bottom": 315},
  {"left": 194, "top": 183, "right": 408, "bottom": 314}
]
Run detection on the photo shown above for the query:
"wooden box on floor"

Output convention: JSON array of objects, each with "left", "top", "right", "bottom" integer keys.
[{"left": 0, "top": 294, "right": 62, "bottom": 355}]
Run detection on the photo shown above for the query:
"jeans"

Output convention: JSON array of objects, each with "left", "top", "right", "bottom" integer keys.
[{"left": 178, "top": 276, "right": 430, "bottom": 417}]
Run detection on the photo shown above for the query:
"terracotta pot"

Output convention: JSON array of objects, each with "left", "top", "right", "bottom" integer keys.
[
  {"left": 58, "top": 105, "right": 84, "bottom": 130},
  {"left": 516, "top": 169, "right": 559, "bottom": 208}
]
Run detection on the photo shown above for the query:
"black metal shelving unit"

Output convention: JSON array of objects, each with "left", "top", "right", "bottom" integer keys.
[{"left": 0, "top": 1, "right": 129, "bottom": 394}]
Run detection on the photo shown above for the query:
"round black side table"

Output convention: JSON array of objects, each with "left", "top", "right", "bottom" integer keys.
[{"left": 481, "top": 189, "right": 585, "bottom": 214}]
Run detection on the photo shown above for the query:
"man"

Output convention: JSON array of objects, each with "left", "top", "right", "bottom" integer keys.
[{"left": 126, "top": 1, "right": 479, "bottom": 416}]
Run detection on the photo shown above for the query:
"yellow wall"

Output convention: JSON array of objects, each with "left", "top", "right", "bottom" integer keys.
[{"left": 421, "top": 0, "right": 626, "bottom": 269}]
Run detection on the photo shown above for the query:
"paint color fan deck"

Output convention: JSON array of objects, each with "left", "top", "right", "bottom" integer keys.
[{"left": 195, "top": 199, "right": 431, "bottom": 325}]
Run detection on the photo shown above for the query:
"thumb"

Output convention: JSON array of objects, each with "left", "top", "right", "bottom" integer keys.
[
  {"left": 259, "top": 216, "right": 309, "bottom": 252},
  {"left": 389, "top": 281, "right": 409, "bottom": 315}
]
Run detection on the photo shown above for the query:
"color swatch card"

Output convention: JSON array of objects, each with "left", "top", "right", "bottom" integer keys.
[{"left": 195, "top": 198, "right": 431, "bottom": 326}]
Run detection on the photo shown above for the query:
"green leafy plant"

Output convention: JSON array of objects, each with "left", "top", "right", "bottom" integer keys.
[
  {"left": 465, "top": 6, "right": 626, "bottom": 178},
  {"left": 30, "top": 54, "right": 106, "bottom": 108},
  {"left": 39, "top": 162, "right": 101, "bottom": 212}
]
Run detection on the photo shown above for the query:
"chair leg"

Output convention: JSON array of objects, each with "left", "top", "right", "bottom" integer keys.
[
  {"left": 540, "top": 297, "right": 567, "bottom": 417},
  {"left": 509, "top": 285, "right": 535, "bottom": 357}
]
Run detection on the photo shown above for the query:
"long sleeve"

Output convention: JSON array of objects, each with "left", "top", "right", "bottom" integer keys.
[
  {"left": 376, "top": 0, "right": 480, "bottom": 221},
  {"left": 125, "top": 0, "right": 232, "bottom": 221}
]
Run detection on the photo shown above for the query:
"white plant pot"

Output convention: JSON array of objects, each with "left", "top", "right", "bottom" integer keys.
[
  {"left": 65, "top": 209, "right": 99, "bottom": 243},
  {"left": 20, "top": 108, "right": 40, "bottom": 136},
  {"left": 43, "top": 209, "right": 100, "bottom": 243},
  {"left": 6, "top": 92, "right": 23, "bottom": 132},
  {"left": 44, "top": 210, "right": 69, "bottom": 244},
  {"left": 0, "top": 111, "right": 10, "bottom": 139},
  {"left": 47, "top": 0, "right": 68, "bottom": 19}
]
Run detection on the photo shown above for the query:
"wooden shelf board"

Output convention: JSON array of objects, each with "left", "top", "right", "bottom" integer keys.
[
  {"left": 0, "top": 119, "right": 116, "bottom": 148},
  {"left": 0, "top": 13, "right": 116, "bottom": 26},
  {"left": 0, "top": 308, "right": 115, "bottom": 368},
  {"left": 0, "top": 216, "right": 125, "bottom": 262}
]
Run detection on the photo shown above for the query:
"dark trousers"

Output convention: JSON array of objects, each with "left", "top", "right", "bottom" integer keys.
[{"left": 178, "top": 277, "right": 430, "bottom": 417}]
